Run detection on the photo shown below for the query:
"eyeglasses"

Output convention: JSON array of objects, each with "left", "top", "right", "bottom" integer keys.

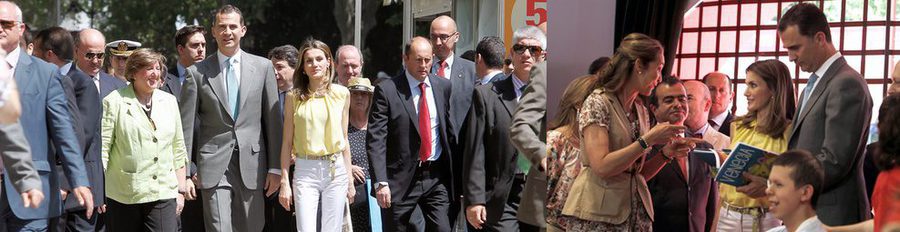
[
  {"left": 512, "top": 44, "right": 543, "bottom": 55},
  {"left": 0, "top": 20, "right": 18, "bottom": 30},
  {"left": 84, "top": 52, "right": 104, "bottom": 60},
  {"left": 429, "top": 32, "right": 458, "bottom": 42}
]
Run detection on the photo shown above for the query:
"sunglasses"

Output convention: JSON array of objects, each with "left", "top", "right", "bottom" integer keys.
[
  {"left": 0, "top": 20, "right": 18, "bottom": 29},
  {"left": 85, "top": 52, "right": 105, "bottom": 60},
  {"left": 512, "top": 44, "right": 543, "bottom": 55}
]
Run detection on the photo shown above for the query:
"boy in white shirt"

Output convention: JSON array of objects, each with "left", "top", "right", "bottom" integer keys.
[{"left": 766, "top": 150, "right": 826, "bottom": 232}]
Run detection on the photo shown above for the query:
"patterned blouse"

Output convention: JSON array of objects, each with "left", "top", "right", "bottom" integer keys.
[{"left": 348, "top": 126, "right": 369, "bottom": 178}]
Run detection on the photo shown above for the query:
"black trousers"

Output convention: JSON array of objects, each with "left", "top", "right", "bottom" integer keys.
[
  {"left": 381, "top": 165, "right": 451, "bottom": 232},
  {"left": 262, "top": 165, "right": 296, "bottom": 232},
  {"left": 51, "top": 209, "right": 101, "bottom": 232},
  {"left": 106, "top": 198, "right": 177, "bottom": 232},
  {"left": 178, "top": 198, "right": 204, "bottom": 232}
]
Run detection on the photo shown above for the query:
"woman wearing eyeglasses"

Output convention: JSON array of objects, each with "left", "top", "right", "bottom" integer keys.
[{"left": 101, "top": 49, "right": 187, "bottom": 232}]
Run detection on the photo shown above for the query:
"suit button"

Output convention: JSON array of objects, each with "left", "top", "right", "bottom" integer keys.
[
  {"left": 154, "top": 157, "right": 158, "bottom": 162},
  {"left": 152, "top": 137, "right": 158, "bottom": 143},
  {"left": 152, "top": 175, "right": 157, "bottom": 180}
]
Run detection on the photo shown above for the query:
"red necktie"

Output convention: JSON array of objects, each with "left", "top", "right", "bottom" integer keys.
[
  {"left": 418, "top": 82, "right": 432, "bottom": 161},
  {"left": 437, "top": 60, "right": 447, "bottom": 78}
]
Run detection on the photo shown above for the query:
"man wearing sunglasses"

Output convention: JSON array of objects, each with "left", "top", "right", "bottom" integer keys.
[
  {"left": 428, "top": 16, "right": 476, "bottom": 230},
  {"left": 74, "top": 29, "right": 126, "bottom": 99},
  {"left": 0, "top": 2, "right": 95, "bottom": 231}
]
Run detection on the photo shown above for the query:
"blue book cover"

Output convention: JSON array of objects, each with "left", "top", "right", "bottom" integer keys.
[{"left": 714, "top": 143, "right": 778, "bottom": 186}]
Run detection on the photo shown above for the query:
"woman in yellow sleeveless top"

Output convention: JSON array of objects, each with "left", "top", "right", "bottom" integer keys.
[
  {"left": 561, "top": 33, "right": 698, "bottom": 231},
  {"left": 277, "top": 39, "right": 355, "bottom": 232},
  {"left": 716, "top": 59, "right": 795, "bottom": 232}
]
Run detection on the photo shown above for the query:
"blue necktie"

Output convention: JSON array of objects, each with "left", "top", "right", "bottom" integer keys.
[
  {"left": 226, "top": 58, "right": 240, "bottom": 119},
  {"left": 800, "top": 73, "right": 819, "bottom": 114}
]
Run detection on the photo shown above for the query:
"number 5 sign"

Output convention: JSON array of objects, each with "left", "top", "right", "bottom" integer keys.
[{"left": 504, "top": 0, "right": 547, "bottom": 50}]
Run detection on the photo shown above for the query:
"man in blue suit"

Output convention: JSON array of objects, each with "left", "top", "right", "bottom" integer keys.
[
  {"left": 0, "top": 1, "right": 94, "bottom": 231},
  {"left": 33, "top": 26, "right": 106, "bottom": 232}
]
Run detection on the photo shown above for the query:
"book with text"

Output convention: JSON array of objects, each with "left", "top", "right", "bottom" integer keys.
[{"left": 714, "top": 143, "right": 779, "bottom": 186}]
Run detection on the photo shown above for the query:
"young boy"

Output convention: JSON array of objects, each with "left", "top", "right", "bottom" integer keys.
[{"left": 765, "top": 150, "right": 826, "bottom": 232}]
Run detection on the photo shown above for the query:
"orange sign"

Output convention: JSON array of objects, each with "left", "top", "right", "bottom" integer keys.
[{"left": 504, "top": 0, "right": 547, "bottom": 49}]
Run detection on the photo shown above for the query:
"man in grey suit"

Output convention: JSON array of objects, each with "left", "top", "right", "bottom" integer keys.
[
  {"left": 778, "top": 3, "right": 872, "bottom": 225},
  {"left": 179, "top": 5, "right": 282, "bottom": 232}
]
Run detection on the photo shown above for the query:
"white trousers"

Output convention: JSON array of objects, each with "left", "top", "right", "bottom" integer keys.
[
  {"left": 716, "top": 205, "right": 782, "bottom": 232},
  {"left": 293, "top": 158, "right": 349, "bottom": 232}
]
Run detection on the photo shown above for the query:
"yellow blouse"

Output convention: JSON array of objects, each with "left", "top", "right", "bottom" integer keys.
[
  {"left": 291, "top": 84, "right": 349, "bottom": 156},
  {"left": 720, "top": 120, "right": 790, "bottom": 208}
]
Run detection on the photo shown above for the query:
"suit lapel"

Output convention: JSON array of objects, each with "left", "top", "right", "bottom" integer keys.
[
  {"left": 495, "top": 76, "right": 517, "bottom": 117},
  {"left": 237, "top": 57, "right": 257, "bottom": 118},
  {"left": 449, "top": 56, "right": 464, "bottom": 80},
  {"left": 791, "top": 57, "right": 845, "bottom": 140},
  {"left": 395, "top": 76, "right": 421, "bottom": 132},
  {"left": 202, "top": 56, "right": 232, "bottom": 117}
]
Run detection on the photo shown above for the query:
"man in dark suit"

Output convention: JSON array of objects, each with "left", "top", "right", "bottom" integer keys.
[
  {"left": 643, "top": 78, "right": 720, "bottom": 232},
  {"left": 33, "top": 26, "right": 106, "bottom": 232},
  {"left": 262, "top": 44, "right": 297, "bottom": 232},
  {"left": 73, "top": 29, "right": 126, "bottom": 99},
  {"left": 463, "top": 30, "right": 544, "bottom": 231},
  {"left": 428, "top": 16, "right": 476, "bottom": 228},
  {"left": 163, "top": 25, "right": 207, "bottom": 102},
  {"left": 778, "top": 3, "right": 872, "bottom": 225},
  {"left": 702, "top": 71, "right": 734, "bottom": 136},
  {"left": 0, "top": 2, "right": 94, "bottom": 230},
  {"left": 368, "top": 37, "right": 454, "bottom": 232},
  {"left": 473, "top": 36, "right": 506, "bottom": 86}
]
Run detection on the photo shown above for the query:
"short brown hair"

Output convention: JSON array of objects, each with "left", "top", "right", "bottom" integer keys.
[
  {"left": 215, "top": 5, "right": 244, "bottom": 26},
  {"left": 124, "top": 48, "right": 166, "bottom": 82},
  {"left": 174, "top": 25, "right": 205, "bottom": 47},
  {"left": 772, "top": 150, "right": 825, "bottom": 207},
  {"left": 778, "top": 3, "right": 832, "bottom": 42}
]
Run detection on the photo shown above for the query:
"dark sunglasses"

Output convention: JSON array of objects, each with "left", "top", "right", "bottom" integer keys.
[
  {"left": 512, "top": 44, "right": 543, "bottom": 55},
  {"left": 0, "top": 20, "right": 18, "bottom": 29},
  {"left": 85, "top": 52, "right": 104, "bottom": 60}
]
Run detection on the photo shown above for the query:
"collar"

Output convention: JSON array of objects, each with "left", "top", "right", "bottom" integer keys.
[
  {"left": 405, "top": 70, "right": 431, "bottom": 90},
  {"left": 814, "top": 52, "right": 842, "bottom": 78},
  {"left": 60, "top": 62, "right": 73, "bottom": 75},
  {"left": 690, "top": 123, "right": 710, "bottom": 136},
  {"left": 6, "top": 46, "right": 20, "bottom": 69},
  {"left": 437, "top": 53, "right": 454, "bottom": 69},
  {"left": 711, "top": 110, "right": 729, "bottom": 125},
  {"left": 176, "top": 63, "right": 187, "bottom": 76},
  {"left": 217, "top": 50, "right": 242, "bottom": 68},
  {"left": 511, "top": 73, "right": 527, "bottom": 89},
  {"left": 481, "top": 70, "right": 503, "bottom": 85}
]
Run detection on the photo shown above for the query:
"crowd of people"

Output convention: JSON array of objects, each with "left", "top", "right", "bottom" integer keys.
[{"left": 1, "top": 1, "right": 900, "bottom": 232}]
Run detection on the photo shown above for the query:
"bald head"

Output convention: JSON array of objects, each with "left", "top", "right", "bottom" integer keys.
[
  {"left": 336, "top": 45, "right": 363, "bottom": 85},
  {"left": 0, "top": 1, "right": 24, "bottom": 53},
  {"left": 890, "top": 61, "right": 900, "bottom": 96},
  {"left": 684, "top": 80, "right": 713, "bottom": 131},
  {"left": 430, "top": 15, "right": 459, "bottom": 60},
  {"left": 75, "top": 29, "right": 106, "bottom": 76},
  {"left": 404, "top": 37, "right": 434, "bottom": 81},
  {"left": 703, "top": 71, "right": 733, "bottom": 116}
]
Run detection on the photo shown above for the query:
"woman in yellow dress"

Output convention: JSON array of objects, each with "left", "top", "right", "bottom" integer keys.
[{"left": 716, "top": 59, "right": 796, "bottom": 232}]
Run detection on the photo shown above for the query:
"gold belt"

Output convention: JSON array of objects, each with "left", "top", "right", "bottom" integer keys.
[
  {"left": 722, "top": 201, "right": 769, "bottom": 232},
  {"left": 295, "top": 153, "right": 339, "bottom": 177}
]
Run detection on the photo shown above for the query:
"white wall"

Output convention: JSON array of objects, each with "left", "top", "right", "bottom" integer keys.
[{"left": 546, "top": 0, "right": 617, "bottom": 120}]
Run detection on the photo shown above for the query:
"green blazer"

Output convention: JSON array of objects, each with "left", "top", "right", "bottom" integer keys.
[{"left": 101, "top": 85, "right": 187, "bottom": 204}]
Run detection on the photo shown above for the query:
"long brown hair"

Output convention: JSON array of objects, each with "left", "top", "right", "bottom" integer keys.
[
  {"left": 293, "top": 38, "right": 335, "bottom": 102},
  {"left": 736, "top": 59, "right": 795, "bottom": 138},
  {"left": 551, "top": 75, "right": 599, "bottom": 141},
  {"left": 591, "top": 33, "right": 663, "bottom": 93}
]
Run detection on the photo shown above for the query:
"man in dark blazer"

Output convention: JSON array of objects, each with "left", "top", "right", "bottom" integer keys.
[
  {"left": 0, "top": 2, "right": 94, "bottom": 230},
  {"left": 73, "top": 29, "right": 126, "bottom": 99},
  {"left": 473, "top": 36, "right": 506, "bottom": 86},
  {"left": 779, "top": 3, "right": 872, "bottom": 225},
  {"left": 368, "top": 37, "right": 454, "bottom": 232},
  {"left": 644, "top": 79, "right": 721, "bottom": 232},
  {"left": 702, "top": 72, "right": 734, "bottom": 136},
  {"left": 428, "top": 15, "right": 477, "bottom": 229}
]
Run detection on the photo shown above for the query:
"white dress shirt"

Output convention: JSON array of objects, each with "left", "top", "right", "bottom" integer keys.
[
  {"left": 405, "top": 71, "right": 441, "bottom": 161},
  {"left": 435, "top": 54, "right": 454, "bottom": 79},
  {"left": 217, "top": 50, "right": 243, "bottom": 88}
]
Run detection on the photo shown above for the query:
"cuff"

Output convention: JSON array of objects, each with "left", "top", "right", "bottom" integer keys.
[{"left": 267, "top": 169, "right": 281, "bottom": 175}]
